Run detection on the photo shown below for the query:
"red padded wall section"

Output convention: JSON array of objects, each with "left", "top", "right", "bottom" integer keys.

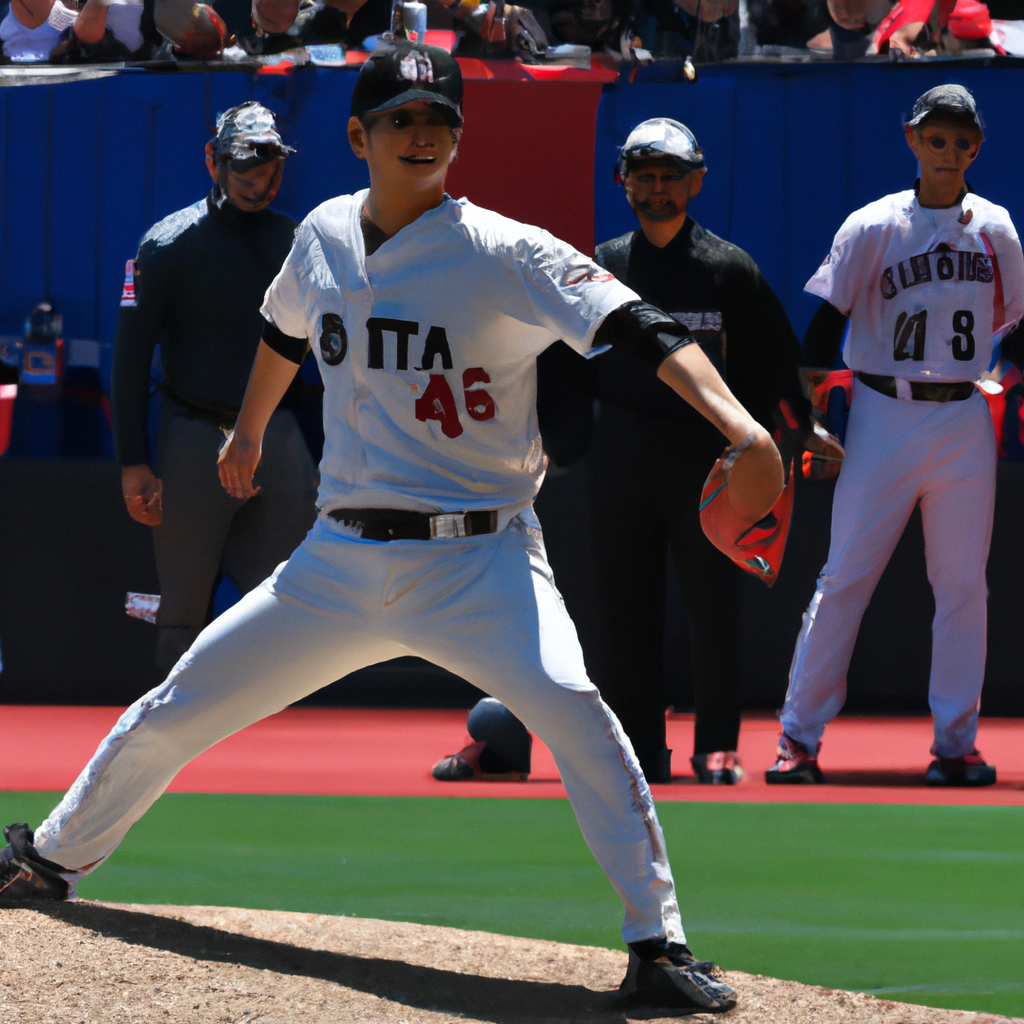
[{"left": 445, "top": 80, "right": 605, "bottom": 256}]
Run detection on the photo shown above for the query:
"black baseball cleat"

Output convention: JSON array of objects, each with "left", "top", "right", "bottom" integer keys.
[
  {"left": 620, "top": 938, "right": 738, "bottom": 1013},
  {"left": 0, "top": 823, "right": 71, "bottom": 903},
  {"left": 691, "top": 751, "right": 745, "bottom": 785},
  {"left": 925, "top": 751, "right": 996, "bottom": 787}
]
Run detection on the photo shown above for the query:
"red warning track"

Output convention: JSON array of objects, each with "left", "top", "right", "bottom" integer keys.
[{"left": 1, "top": 706, "right": 1022, "bottom": 805}]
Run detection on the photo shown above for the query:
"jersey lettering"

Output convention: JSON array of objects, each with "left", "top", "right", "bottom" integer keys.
[
  {"left": 881, "top": 249, "right": 993, "bottom": 299},
  {"left": 893, "top": 309, "right": 927, "bottom": 361},
  {"left": 415, "top": 374, "right": 463, "bottom": 438},
  {"left": 367, "top": 317, "right": 418, "bottom": 370},
  {"left": 360, "top": 316, "right": 496, "bottom": 437},
  {"left": 463, "top": 367, "right": 496, "bottom": 421},
  {"left": 889, "top": 308, "right": 983, "bottom": 362},
  {"left": 951, "top": 309, "right": 976, "bottom": 360},
  {"left": 418, "top": 325, "right": 454, "bottom": 370}
]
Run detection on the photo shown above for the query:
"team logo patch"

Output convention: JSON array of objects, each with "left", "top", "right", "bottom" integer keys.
[
  {"left": 120, "top": 260, "right": 137, "bottom": 307},
  {"left": 319, "top": 313, "right": 348, "bottom": 366},
  {"left": 399, "top": 52, "right": 433, "bottom": 83},
  {"left": 672, "top": 311, "right": 723, "bottom": 332},
  {"left": 562, "top": 264, "right": 614, "bottom": 287}
]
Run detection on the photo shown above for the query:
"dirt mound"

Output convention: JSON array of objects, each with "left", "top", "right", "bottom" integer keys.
[{"left": 0, "top": 902, "right": 1018, "bottom": 1024}]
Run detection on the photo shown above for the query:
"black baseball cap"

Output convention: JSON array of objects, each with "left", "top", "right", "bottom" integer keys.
[
  {"left": 351, "top": 40, "right": 463, "bottom": 128},
  {"left": 906, "top": 84, "right": 984, "bottom": 132}
]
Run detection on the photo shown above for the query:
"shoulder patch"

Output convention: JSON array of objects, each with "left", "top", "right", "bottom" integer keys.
[{"left": 120, "top": 259, "right": 137, "bottom": 307}]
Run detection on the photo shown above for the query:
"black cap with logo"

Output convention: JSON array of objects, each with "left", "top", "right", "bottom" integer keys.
[
  {"left": 351, "top": 40, "right": 463, "bottom": 128},
  {"left": 906, "top": 84, "right": 984, "bottom": 132}
]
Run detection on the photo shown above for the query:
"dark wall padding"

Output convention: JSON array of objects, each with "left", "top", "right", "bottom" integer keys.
[{"left": 2, "top": 459, "right": 1022, "bottom": 713}]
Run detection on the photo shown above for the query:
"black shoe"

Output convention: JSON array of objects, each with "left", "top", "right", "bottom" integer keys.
[
  {"left": 0, "top": 823, "right": 70, "bottom": 903},
  {"left": 925, "top": 750, "right": 996, "bottom": 787},
  {"left": 621, "top": 938, "right": 737, "bottom": 1012},
  {"left": 691, "top": 751, "right": 745, "bottom": 785}
]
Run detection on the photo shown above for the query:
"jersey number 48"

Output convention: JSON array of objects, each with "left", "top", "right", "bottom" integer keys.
[{"left": 893, "top": 309, "right": 976, "bottom": 362}]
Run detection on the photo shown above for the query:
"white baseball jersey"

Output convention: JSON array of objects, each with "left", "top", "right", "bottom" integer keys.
[
  {"left": 262, "top": 191, "right": 636, "bottom": 518},
  {"left": 807, "top": 190, "right": 1024, "bottom": 382}
]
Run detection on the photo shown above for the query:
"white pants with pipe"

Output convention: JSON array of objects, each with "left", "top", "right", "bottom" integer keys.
[
  {"left": 782, "top": 381, "right": 996, "bottom": 759},
  {"left": 35, "top": 510, "right": 683, "bottom": 946}
]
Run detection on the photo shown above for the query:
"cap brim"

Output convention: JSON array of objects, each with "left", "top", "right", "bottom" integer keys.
[
  {"left": 907, "top": 106, "right": 982, "bottom": 129},
  {"left": 364, "top": 90, "right": 463, "bottom": 127}
]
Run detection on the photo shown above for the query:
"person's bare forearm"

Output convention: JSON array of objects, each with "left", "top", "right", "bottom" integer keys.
[
  {"left": 235, "top": 340, "right": 301, "bottom": 441},
  {"left": 656, "top": 343, "right": 767, "bottom": 445},
  {"left": 218, "top": 341, "right": 302, "bottom": 499},
  {"left": 323, "top": 0, "right": 368, "bottom": 16},
  {"left": 10, "top": 0, "right": 54, "bottom": 29},
  {"left": 251, "top": 0, "right": 299, "bottom": 33},
  {"left": 73, "top": 0, "right": 109, "bottom": 44}
]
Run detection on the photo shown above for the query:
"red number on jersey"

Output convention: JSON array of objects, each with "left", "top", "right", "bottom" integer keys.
[
  {"left": 415, "top": 374, "right": 464, "bottom": 438},
  {"left": 463, "top": 368, "right": 496, "bottom": 422}
]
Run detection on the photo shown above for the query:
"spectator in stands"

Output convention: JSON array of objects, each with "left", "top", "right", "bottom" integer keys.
[
  {"left": 47, "top": 0, "right": 160, "bottom": 61},
  {"left": 0, "top": 0, "right": 227, "bottom": 62},
  {"left": 112, "top": 102, "right": 317, "bottom": 673},
  {"left": 746, "top": 0, "right": 829, "bottom": 48},
  {"left": 0, "top": 0, "right": 77, "bottom": 61},
  {"left": 638, "top": 0, "right": 739, "bottom": 60}
]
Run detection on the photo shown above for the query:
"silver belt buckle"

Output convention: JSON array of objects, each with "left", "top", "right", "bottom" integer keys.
[{"left": 429, "top": 513, "right": 467, "bottom": 540}]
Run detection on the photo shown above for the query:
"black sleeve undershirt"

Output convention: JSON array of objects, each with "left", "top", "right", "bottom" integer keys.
[
  {"left": 593, "top": 301, "right": 696, "bottom": 367},
  {"left": 263, "top": 320, "right": 309, "bottom": 365},
  {"left": 802, "top": 300, "right": 848, "bottom": 368},
  {"left": 111, "top": 251, "right": 170, "bottom": 467},
  {"left": 1000, "top": 321, "right": 1024, "bottom": 370}
]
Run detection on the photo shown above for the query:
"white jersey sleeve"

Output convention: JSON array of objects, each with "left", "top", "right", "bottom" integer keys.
[
  {"left": 513, "top": 229, "right": 639, "bottom": 356},
  {"left": 985, "top": 215, "right": 1024, "bottom": 340},
  {"left": 260, "top": 220, "right": 321, "bottom": 341}
]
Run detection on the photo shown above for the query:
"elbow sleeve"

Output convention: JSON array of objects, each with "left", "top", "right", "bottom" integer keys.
[
  {"left": 593, "top": 301, "right": 696, "bottom": 368},
  {"left": 263, "top": 320, "right": 309, "bottom": 365},
  {"left": 801, "top": 301, "right": 848, "bottom": 369}
]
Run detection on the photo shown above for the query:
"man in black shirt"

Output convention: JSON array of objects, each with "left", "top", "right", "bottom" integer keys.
[
  {"left": 592, "top": 118, "right": 809, "bottom": 783},
  {"left": 112, "top": 101, "right": 318, "bottom": 673}
]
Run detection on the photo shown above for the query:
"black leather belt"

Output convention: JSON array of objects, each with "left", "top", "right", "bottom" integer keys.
[
  {"left": 856, "top": 372, "right": 975, "bottom": 403},
  {"left": 327, "top": 507, "right": 499, "bottom": 541}
]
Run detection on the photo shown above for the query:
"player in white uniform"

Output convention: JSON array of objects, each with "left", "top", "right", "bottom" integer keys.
[
  {"left": 0, "top": 40, "right": 786, "bottom": 1013},
  {"left": 767, "top": 85, "right": 1024, "bottom": 787}
]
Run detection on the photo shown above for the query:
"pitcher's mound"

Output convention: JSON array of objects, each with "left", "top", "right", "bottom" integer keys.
[{"left": 0, "top": 902, "right": 1019, "bottom": 1024}]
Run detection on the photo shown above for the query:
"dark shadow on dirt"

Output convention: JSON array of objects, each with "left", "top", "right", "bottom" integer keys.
[
  {"left": 34, "top": 902, "right": 703, "bottom": 1022},
  {"left": 817, "top": 770, "right": 929, "bottom": 788}
]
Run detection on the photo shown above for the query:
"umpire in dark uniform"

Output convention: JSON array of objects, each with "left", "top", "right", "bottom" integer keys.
[
  {"left": 113, "top": 101, "right": 318, "bottom": 673},
  {"left": 591, "top": 118, "right": 808, "bottom": 784}
]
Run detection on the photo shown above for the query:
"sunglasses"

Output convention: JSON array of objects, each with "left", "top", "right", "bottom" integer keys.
[
  {"left": 228, "top": 144, "right": 284, "bottom": 172},
  {"left": 926, "top": 136, "right": 974, "bottom": 152}
]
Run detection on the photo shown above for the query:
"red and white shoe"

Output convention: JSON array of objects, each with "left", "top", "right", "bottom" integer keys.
[{"left": 765, "top": 734, "right": 824, "bottom": 784}]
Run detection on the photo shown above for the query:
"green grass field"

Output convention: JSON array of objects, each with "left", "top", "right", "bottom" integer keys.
[{"left": 2, "top": 793, "right": 1021, "bottom": 1017}]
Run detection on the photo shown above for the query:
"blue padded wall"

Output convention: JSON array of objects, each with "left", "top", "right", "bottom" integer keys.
[
  {"left": 0, "top": 69, "right": 365, "bottom": 344},
  {"left": 595, "top": 63, "right": 1024, "bottom": 340},
  {"left": 4, "top": 63, "right": 1024, "bottom": 349}
]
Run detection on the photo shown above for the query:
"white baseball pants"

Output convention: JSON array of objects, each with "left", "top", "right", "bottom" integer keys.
[
  {"left": 35, "top": 510, "right": 684, "bottom": 946},
  {"left": 782, "top": 381, "right": 996, "bottom": 759}
]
